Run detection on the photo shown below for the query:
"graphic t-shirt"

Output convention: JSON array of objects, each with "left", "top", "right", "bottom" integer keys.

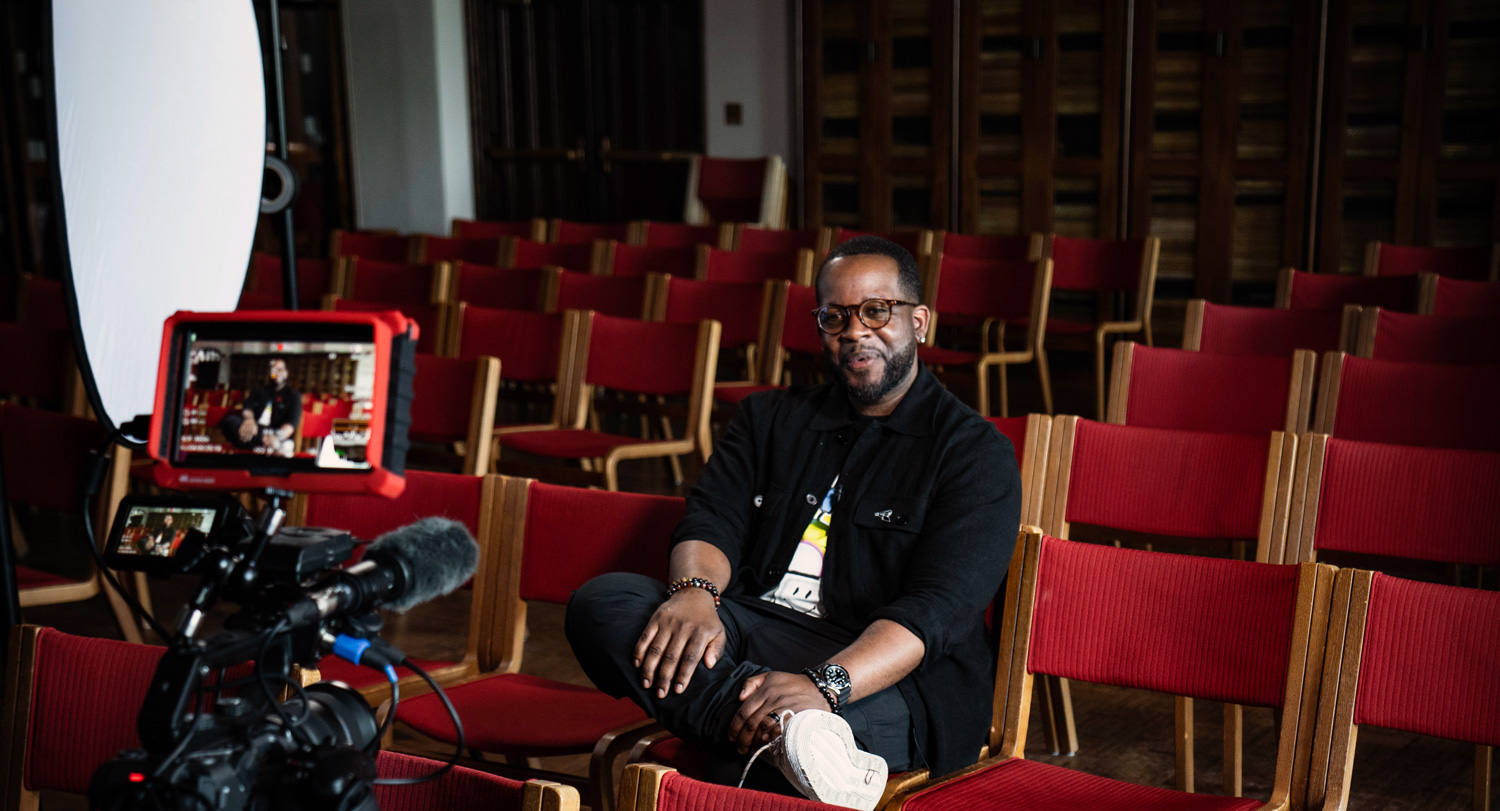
[{"left": 761, "top": 476, "right": 838, "bottom": 617}]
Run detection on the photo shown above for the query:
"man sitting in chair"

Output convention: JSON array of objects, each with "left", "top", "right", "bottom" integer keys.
[
  {"left": 218, "top": 356, "right": 301, "bottom": 458},
  {"left": 567, "top": 237, "right": 1020, "bottom": 810}
]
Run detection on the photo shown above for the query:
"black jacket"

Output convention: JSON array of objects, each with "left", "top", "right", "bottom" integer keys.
[{"left": 672, "top": 364, "right": 1021, "bottom": 776}]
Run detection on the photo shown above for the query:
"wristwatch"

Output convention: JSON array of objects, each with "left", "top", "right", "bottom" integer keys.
[{"left": 803, "top": 662, "right": 853, "bottom": 714}]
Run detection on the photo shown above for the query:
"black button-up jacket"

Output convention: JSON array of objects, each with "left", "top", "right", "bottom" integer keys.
[{"left": 672, "top": 364, "right": 1021, "bottom": 776}]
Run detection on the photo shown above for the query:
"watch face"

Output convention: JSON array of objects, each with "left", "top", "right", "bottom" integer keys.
[{"left": 822, "top": 664, "right": 851, "bottom": 692}]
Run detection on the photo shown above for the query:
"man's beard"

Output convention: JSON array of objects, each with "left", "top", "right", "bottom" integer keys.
[{"left": 826, "top": 337, "right": 917, "bottom": 405}]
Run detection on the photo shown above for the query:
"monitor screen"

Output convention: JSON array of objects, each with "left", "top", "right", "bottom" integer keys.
[{"left": 113, "top": 504, "right": 222, "bottom": 560}]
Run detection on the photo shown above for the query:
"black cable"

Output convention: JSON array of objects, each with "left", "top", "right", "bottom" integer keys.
[
  {"left": 372, "top": 660, "right": 463, "bottom": 786},
  {"left": 80, "top": 493, "right": 172, "bottom": 641},
  {"left": 256, "top": 619, "right": 315, "bottom": 746},
  {"left": 366, "top": 667, "right": 399, "bottom": 756}
]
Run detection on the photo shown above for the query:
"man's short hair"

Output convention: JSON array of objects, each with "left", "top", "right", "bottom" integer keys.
[{"left": 816, "top": 235, "right": 923, "bottom": 304}]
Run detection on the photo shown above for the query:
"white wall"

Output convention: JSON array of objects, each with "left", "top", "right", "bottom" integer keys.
[
  {"left": 702, "top": 0, "right": 792, "bottom": 162},
  {"left": 342, "top": 0, "right": 473, "bottom": 234}
]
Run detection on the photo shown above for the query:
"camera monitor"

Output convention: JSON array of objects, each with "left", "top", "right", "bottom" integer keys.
[
  {"left": 103, "top": 494, "right": 244, "bottom": 575},
  {"left": 148, "top": 310, "right": 415, "bottom": 497}
]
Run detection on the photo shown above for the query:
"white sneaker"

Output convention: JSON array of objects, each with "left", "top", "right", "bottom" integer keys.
[{"left": 739, "top": 709, "right": 888, "bottom": 810}]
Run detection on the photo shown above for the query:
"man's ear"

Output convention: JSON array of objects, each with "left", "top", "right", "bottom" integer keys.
[{"left": 912, "top": 304, "right": 931, "bottom": 343}]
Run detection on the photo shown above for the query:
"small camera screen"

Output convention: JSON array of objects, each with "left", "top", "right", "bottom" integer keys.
[
  {"left": 114, "top": 505, "right": 220, "bottom": 559},
  {"left": 175, "top": 336, "right": 377, "bottom": 469}
]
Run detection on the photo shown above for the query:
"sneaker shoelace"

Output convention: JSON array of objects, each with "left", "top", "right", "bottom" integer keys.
[{"left": 737, "top": 709, "right": 797, "bottom": 788}]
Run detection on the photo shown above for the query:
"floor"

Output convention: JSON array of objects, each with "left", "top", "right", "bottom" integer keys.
[{"left": 19, "top": 333, "right": 1487, "bottom": 810}]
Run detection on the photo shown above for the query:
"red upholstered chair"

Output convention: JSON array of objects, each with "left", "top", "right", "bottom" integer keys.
[
  {"left": 699, "top": 246, "right": 815, "bottom": 285},
  {"left": 247, "top": 252, "right": 335, "bottom": 310},
  {"left": 1353, "top": 308, "right": 1500, "bottom": 365},
  {"left": 1313, "top": 352, "right": 1500, "bottom": 451},
  {"left": 617, "top": 764, "right": 846, "bottom": 811},
  {"left": 985, "top": 414, "right": 1051, "bottom": 527},
  {"left": 1419, "top": 273, "right": 1500, "bottom": 318},
  {"left": 1038, "top": 417, "right": 1299, "bottom": 767},
  {"left": 919, "top": 254, "right": 1054, "bottom": 417},
  {"left": 330, "top": 229, "right": 412, "bottom": 262},
  {"left": 761, "top": 282, "right": 827, "bottom": 388},
  {"left": 1274, "top": 267, "right": 1420, "bottom": 312},
  {"left": 551, "top": 270, "right": 656, "bottom": 320},
  {"left": 1043, "top": 234, "right": 1161, "bottom": 419},
  {"left": 449, "top": 262, "right": 559, "bottom": 311},
  {"left": 504, "top": 238, "right": 605, "bottom": 273},
  {"left": 630, "top": 221, "right": 732, "bottom": 250},
  {"left": 1107, "top": 343, "right": 1316, "bottom": 436},
  {"left": 1363, "top": 240, "right": 1497, "bottom": 281},
  {"left": 375, "top": 751, "right": 579, "bottom": 811},
  {"left": 447, "top": 304, "right": 571, "bottom": 435},
  {"left": 1182, "top": 299, "right": 1358, "bottom": 356},
  {"left": 1306, "top": 571, "right": 1500, "bottom": 811},
  {"left": 653, "top": 276, "right": 781, "bottom": 387},
  {"left": 392, "top": 477, "right": 686, "bottom": 811},
  {"left": 327, "top": 296, "right": 446, "bottom": 356},
  {"left": 685, "top": 155, "right": 788, "bottom": 228},
  {"left": 16, "top": 275, "right": 67, "bottom": 329},
  {"left": 734, "top": 225, "right": 824, "bottom": 254},
  {"left": 497, "top": 312, "right": 721, "bottom": 490},
  {"left": 887, "top": 532, "right": 1334, "bottom": 811},
  {"left": 406, "top": 354, "right": 501, "bottom": 475},
  {"left": 1, "top": 404, "right": 141, "bottom": 642},
  {"left": 413, "top": 234, "right": 506, "bottom": 265},
  {"left": 829, "top": 227, "right": 934, "bottom": 259},
  {"left": 931, "top": 232, "right": 1041, "bottom": 262},
  {"left": 339, "top": 256, "right": 452, "bottom": 305},
  {"left": 1285, "top": 434, "right": 1500, "bottom": 570},
  {"left": 608, "top": 244, "right": 700, "bottom": 279},
  {"left": 0, "top": 323, "right": 74, "bottom": 409},
  {"left": 451, "top": 217, "right": 547, "bottom": 241},
  {"left": 549, "top": 220, "right": 632, "bottom": 244},
  {"left": 288, "top": 470, "right": 503, "bottom": 703}
]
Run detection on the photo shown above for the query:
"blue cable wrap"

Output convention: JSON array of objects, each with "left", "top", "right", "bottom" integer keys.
[{"left": 332, "top": 634, "right": 371, "bottom": 665}]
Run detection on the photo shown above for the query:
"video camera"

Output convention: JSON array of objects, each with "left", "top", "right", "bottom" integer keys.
[{"left": 89, "top": 311, "right": 478, "bottom": 811}]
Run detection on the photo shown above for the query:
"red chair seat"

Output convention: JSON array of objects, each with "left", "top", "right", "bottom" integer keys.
[
  {"left": 315, "top": 656, "right": 456, "bottom": 689},
  {"left": 903, "top": 758, "right": 1263, "bottom": 811},
  {"left": 918, "top": 345, "right": 981, "bottom": 366},
  {"left": 14, "top": 565, "right": 82, "bottom": 589},
  {"left": 640, "top": 735, "right": 715, "bottom": 779},
  {"left": 502, "top": 429, "right": 655, "bottom": 459},
  {"left": 713, "top": 384, "right": 780, "bottom": 404},
  {"left": 397, "top": 673, "right": 647, "bottom": 757}
]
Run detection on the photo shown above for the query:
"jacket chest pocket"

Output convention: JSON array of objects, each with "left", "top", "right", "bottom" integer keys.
[{"left": 850, "top": 495, "right": 926, "bottom": 537}]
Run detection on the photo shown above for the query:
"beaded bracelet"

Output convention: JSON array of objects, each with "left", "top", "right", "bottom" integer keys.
[{"left": 665, "top": 576, "right": 721, "bottom": 607}]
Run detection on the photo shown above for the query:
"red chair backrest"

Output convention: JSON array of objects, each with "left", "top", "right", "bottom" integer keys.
[
  {"left": 556, "top": 271, "right": 648, "bottom": 319},
  {"left": 610, "top": 244, "right": 699, "bottom": 279},
  {"left": 938, "top": 233, "right": 1033, "bottom": 262},
  {"left": 702, "top": 247, "right": 802, "bottom": 284},
  {"left": 585, "top": 314, "right": 703, "bottom": 396},
  {"left": 455, "top": 306, "right": 564, "bottom": 383},
  {"left": 331, "top": 297, "right": 440, "bottom": 355},
  {"left": 1065, "top": 419, "right": 1272, "bottom": 541},
  {"left": 420, "top": 236, "right": 503, "bottom": 265},
  {"left": 1027, "top": 537, "right": 1300, "bottom": 708},
  {"left": 639, "top": 221, "right": 723, "bottom": 248},
  {"left": 1286, "top": 270, "right": 1419, "bottom": 312},
  {"left": 554, "top": 221, "right": 630, "bottom": 244},
  {"left": 409, "top": 354, "right": 480, "bottom": 442},
  {"left": 1429, "top": 277, "right": 1500, "bottom": 318},
  {"left": 510, "top": 239, "right": 595, "bottom": 272},
  {"left": 0, "top": 405, "right": 106, "bottom": 512},
  {"left": 452, "top": 219, "right": 538, "bottom": 239},
  {"left": 344, "top": 258, "right": 440, "bottom": 304},
  {"left": 696, "top": 157, "right": 769, "bottom": 224},
  {"left": 23, "top": 628, "right": 165, "bottom": 794},
  {"left": 739, "top": 226, "right": 820, "bottom": 253},
  {"left": 928, "top": 255, "right": 1036, "bottom": 321},
  {"left": 1195, "top": 301, "right": 1346, "bottom": 356},
  {"left": 0, "top": 324, "right": 70, "bottom": 405},
  {"left": 660, "top": 277, "right": 764, "bottom": 348},
  {"left": 1366, "top": 310, "right": 1500, "bottom": 365},
  {"left": 655, "top": 769, "right": 844, "bottom": 810},
  {"left": 1353, "top": 574, "right": 1500, "bottom": 746},
  {"left": 985, "top": 416, "right": 1027, "bottom": 468},
  {"left": 1329, "top": 356, "right": 1500, "bottom": 451},
  {"left": 304, "top": 468, "right": 484, "bottom": 543},
  {"left": 332, "top": 231, "right": 411, "bottom": 262},
  {"left": 453, "top": 263, "right": 549, "bottom": 311},
  {"left": 375, "top": 751, "right": 529, "bottom": 810},
  {"left": 517, "top": 480, "right": 683, "bottom": 604},
  {"left": 19, "top": 276, "right": 67, "bottom": 329},
  {"left": 298, "top": 401, "right": 336, "bottom": 441},
  {"left": 781, "top": 283, "right": 824, "bottom": 355},
  {"left": 1308, "top": 438, "right": 1500, "bottom": 566},
  {"left": 1374, "top": 242, "right": 1491, "bottom": 280},
  {"left": 1122, "top": 345, "right": 1294, "bottom": 435},
  {"left": 834, "top": 228, "right": 922, "bottom": 257},
  {"left": 1048, "top": 235, "right": 1147, "bottom": 292},
  {"left": 249, "top": 253, "right": 336, "bottom": 310}
]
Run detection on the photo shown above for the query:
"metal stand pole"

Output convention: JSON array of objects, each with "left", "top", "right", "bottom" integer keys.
[{"left": 266, "top": 0, "right": 299, "bottom": 309}]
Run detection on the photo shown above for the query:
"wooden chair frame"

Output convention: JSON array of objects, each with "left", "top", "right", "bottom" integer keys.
[
  {"left": 542, "top": 270, "right": 661, "bottom": 322},
  {"left": 648, "top": 275, "right": 787, "bottom": 390},
  {"left": 682, "top": 154, "right": 788, "bottom": 229},
  {"left": 499, "top": 237, "right": 611, "bottom": 275},
  {"left": 1363, "top": 240, "right": 1500, "bottom": 282},
  {"left": 1037, "top": 416, "right": 1300, "bottom": 781},
  {"left": 1351, "top": 306, "right": 1380, "bottom": 359},
  {"left": 409, "top": 234, "right": 508, "bottom": 266},
  {"left": 1012, "top": 414, "right": 1051, "bottom": 529},
  {"left": 1182, "top": 299, "right": 1363, "bottom": 355},
  {"left": 450, "top": 217, "right": 548, "bottom": 242},
  {"left": 406, "top": 355, "right": 500, "bottom": 477},
  {"left": 923, "top": 258, "right": 1055, "bottom": 418},
  {"left": 888, "top": 531, "right": 1334, "bottom": 811},
  {"left": 1107, "top": 341, "right": 1316, "bottom": 435},
  {"left": 822, "top": 227, "right": 937, "bottom": 259}
]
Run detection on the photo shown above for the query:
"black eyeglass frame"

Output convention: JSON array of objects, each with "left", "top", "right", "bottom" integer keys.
[{"left": 810, "top": 299, "right": 920, "bottom": 335}]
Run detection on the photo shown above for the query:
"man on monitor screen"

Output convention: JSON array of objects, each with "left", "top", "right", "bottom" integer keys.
[
  {"left": 141, "top": 513, "right": 176, "bottom": 557},
  {"left": 218, "top": 356, "right": 301, "bottom": 457}
]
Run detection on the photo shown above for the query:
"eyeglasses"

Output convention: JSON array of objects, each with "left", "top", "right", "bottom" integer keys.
[{"left": 811, "top": 299, "right": 918, "bottom": 335}]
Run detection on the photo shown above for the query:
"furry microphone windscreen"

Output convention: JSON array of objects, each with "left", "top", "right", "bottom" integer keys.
[{"left": 366, "top": 517, "right": 480, "bottom": 612}]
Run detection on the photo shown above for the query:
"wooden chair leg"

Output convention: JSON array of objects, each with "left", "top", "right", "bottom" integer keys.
[
  {"left": 1143, "top": 319, "right": 1155, "bottom": 347},
  {"left": 101, "top": 573, "right": 144, "bottom": 645},
  {"left": 1224, "top": 703, "right": 1243, "bottom": 797},
  {"left": 1035, "top": 348, "right": 1054, "bottom": 415},
  {"left": 1093, "top": 330, "right": 1108, "bottom": 420},
  {"left": 974, "top": 362, "right": 990, "bottom": 417},
  {"left": 997, "top": 361, "right": 1010, "bottom": 419},
  {"left": 1176, "top": 695, "right": 1195, "bottom": 792},
  {"left": 1037, "top": 675, "right": 1078, "bottom": 756},
  {"left": 604, "top": 456, "right": 620, "bottom": 492},
  {"left": 659, "top": 416, "right": 685, "bottom": 488},
  {"left": 1478, "top": 744, "right": 1493, "bottom": 811}
]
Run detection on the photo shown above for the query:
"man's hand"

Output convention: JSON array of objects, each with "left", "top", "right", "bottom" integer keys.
[
  {"left": 633, "top": 589, "right": 725, "bottom": 699},
  {"left": 729, "top": 671, "right": 831, "bottom": 754},
  {"left": 237, "top": 420, "right": 257, "bottom": 443},
  {"left": 260, "top": 430, "right": 277, "bottom": 448}
]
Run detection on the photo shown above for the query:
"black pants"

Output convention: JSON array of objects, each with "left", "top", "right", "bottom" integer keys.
[{"left": 566, "top": 573, "right": 913, "bottom": 789}]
